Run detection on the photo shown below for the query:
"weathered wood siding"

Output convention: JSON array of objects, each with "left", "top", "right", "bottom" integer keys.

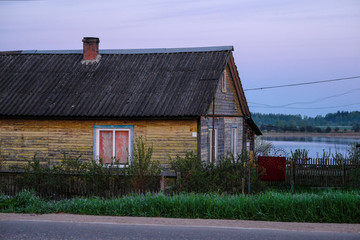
[
  {"left": 207, "top": 66, "right": 243, "bottom": 116},
  {"left": 200, "top": 117, "right": 244, "bottom": 162},
  {"left": 200, "top": 64, "right": 246, "bottom": 162},
  {"left": 0, "top": 119, "right": 197, "bottom": 166}
]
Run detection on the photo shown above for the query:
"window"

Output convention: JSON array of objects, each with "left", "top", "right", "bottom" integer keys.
[
  {"left": 221, "top": 71, "right": 227, "bottom": 93},
  {"left": 231, "top": 127, "right": 237, "bottom": 155},
  {"left": 246, "top": 141, "right": 251, "bottom": 152},
  {"left": 208, "top": 128, "right": 218, "bottom": 162},
  {"left": 94, "top": 125, "right": 133, "bottom": 165}
]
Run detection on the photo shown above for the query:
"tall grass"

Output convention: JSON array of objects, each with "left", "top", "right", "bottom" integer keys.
[{"left": 1, "top": 190, "right": 359, "bottom": 223}]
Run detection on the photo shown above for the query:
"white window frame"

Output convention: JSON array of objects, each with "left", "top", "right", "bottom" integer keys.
[
  {"left": 93, "top": 125, "right": 133, "bottom": 167},
  {"left": 208, "top": 128, "right": 218, "bottom": 163},
  {"left": 246, "top": 141, "right": 251, "bottom": 152},
  {"left": 231, "top": 126, "right": 237, "bottom": 156},
  {"left": 221, "top": 71, "right": 227, "bottom": 93}
]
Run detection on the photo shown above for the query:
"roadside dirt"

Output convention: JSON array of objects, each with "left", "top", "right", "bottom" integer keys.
[{"left": 1, "top": 213, "right": 359, "bottom": 233}]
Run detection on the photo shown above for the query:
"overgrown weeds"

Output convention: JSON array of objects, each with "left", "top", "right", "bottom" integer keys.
[
  {"left": 127, "top": 136, "right": 161, "bottom": 193},
  {"left": 170, "top": 151, "right": 266, "bottom": 194},
  {"left": 2, "top": 137, "right": 161, "bottom": 199},
  {"left": 1, "top": 189, "right": 359, "bottom": 223}
]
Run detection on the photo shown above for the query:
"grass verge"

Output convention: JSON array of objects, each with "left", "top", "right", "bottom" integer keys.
[{"left": 1, "top": 190, "right": 359, "bottom": 223}]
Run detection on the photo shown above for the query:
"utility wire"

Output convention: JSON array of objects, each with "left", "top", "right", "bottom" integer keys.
[
  {"left": 248, "top": 88, "right": 360, "bottom": 108},
  {"left": 249, "top": 101, "right": 360, "bottom": 110},
  {"left": 244, "top": 76, "right": 360, "bottom": 91}
]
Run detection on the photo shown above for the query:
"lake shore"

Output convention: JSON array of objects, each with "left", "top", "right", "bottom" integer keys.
[{"left": 261, "top": 131, "right": 360, "bottom": 139}]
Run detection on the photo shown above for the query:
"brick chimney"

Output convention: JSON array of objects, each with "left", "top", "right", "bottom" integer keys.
[{"left": 82, "top": 37, "right": 100, "bottom": 64}]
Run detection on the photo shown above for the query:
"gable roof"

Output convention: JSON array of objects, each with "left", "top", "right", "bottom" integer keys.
[
  {"left": 227, "top": 54, "right": 251, "bottom": 116},
  {"left": 0, "top": 47, "right": 232, "bottom": 118}
]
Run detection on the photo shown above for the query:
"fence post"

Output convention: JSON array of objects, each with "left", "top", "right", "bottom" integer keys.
[
  {"left": 248, "top": 158, "right": 251, "bottom": 195},
  {"left": 241, "top": 177, "right": 245, "bottom": 195},
  {"left": 290, "top": 159, "right": 295, "bottom": 195},
  {"left": 160, "top": 175, "right": 165, "bottom": 192},
  {"left": 342, "top": 159, "right": 346, "bottom": 187}
]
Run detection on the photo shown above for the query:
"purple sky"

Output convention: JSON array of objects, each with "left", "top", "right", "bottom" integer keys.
[{"left": 1, "top": 0, "right": 359, "bottom": 117}]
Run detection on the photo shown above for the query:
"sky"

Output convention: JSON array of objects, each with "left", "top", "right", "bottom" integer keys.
[{"left": 1, "top": 0, "right": 359, "bottom": 117}]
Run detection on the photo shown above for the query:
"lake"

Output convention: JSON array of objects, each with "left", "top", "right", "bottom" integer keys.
[{"left": 260, "top": 136, "right": 360, "bottom": 158}]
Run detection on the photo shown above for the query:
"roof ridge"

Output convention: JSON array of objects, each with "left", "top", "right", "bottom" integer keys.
[{"left": 0, "top": 46, "right": 234, "bottom": 55}]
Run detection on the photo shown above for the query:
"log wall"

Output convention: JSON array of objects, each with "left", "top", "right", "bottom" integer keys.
[{"left": 0, "top": 119, "right": 198, "bottom": 166}]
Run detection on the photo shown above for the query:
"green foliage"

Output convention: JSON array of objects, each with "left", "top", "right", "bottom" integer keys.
[
  {"left": 127, "top": 136, "right": 161, "bottom": 193},
  {"left": 348, "top": 143, "right": 360, "bottom": 164},
  {"left": 353, "top": 124, "right": 360, "bottom": 132},
  {"left": 13, "top": 154, "right": 128, "bottom": 199},
  {"left": 170, "top": 151, "right": 210, "bottom": 193},
  {"left": 252, "top": 110, "right": 360, "bottom": 132},
  {"left": 1, "top": 190, "right": 360, "bottom": 223},
  {"left": 170, "top": 151, "right": 265, "bottom": 194},
  {"left": 331, "top": 151, "right": 346, "bottom": 165},
  {"left": 254, "top": 137, "right": 274, "bottom": 157},
  {"left": 290, "top": 149, "right": 309, "bottom": 164},
  {"left": 5, "top": 136, "right": 162, "bottom": 198},
  {"left": 316, "top": 149, "right": 332, "bottom": 164},
  {"left": 348, "top": 143, "right": 360, "bottom": 186}
]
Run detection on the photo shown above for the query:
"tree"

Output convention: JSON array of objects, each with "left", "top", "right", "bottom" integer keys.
[
  {"left": 306, "top": 125, "right": 313, "bottom": 132},
  {"left": 353, "top": 124, "right": 360, "bottom": 132}
]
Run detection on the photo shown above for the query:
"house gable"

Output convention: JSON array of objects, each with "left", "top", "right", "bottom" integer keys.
[
  {"left": 206, "top": 54, "right": 250, "bottom": 117},
  {"left": 207, "top": 65, "right": 242, "bottom": 116}
]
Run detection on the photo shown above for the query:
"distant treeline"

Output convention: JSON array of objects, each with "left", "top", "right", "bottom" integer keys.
[{"left": 252, "top": 111, "right": 360, "bottom": 133}]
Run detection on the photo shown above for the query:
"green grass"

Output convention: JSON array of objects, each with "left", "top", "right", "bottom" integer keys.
[{"left": 1, "top": 190, "right": 359, "bottom": 223}]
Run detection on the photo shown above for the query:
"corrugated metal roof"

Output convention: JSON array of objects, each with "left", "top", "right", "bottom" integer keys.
[
  {"left": 0, "top": 47, "right": 231, "bottom": 118},
  {"left": 18, "top": 46, "right": 234, "bottom": 55}
]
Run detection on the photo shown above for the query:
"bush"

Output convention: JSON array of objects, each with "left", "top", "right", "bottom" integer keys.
[
  {"left": 348, "top": 143, "right": 360, "bottom": 164},
  {"left": 290, "top": 149, "right": 309, "bottom": 164},
  {"left": 254, "top": 137, "right": 274, "bottom": 157},
  {"left": 6, "top": 136, "right": 161, "bottom": 198},
  {"left": 126, "top": 136, "right": 161, "bottom": 193},
  {"left": 14, "top": 154, "right": 127, "bottom": 199},
  {"left": 170, "top": 151, "right": 208, "bottom": 193},
  {"left": 170, "top": 151, "right": 266, "bottom": 194}
]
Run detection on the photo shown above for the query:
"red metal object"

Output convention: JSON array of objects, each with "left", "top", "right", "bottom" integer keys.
[{"left": 258, "top": 156, "right": 286, "bottom": 181}]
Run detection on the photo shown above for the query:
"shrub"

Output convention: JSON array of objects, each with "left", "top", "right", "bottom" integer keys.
[
  {"left": 254, "top": 137, "right": 274, "bottom": 157},
  {"left": 6, "top": 136, "right": 162, "bottom": 198},
  {"left": 170, "top": 151, "right": 209, "bottom": 193},
  {"left": 170, "top": 151, "right": 266, "bottom": 194},
  {"left": 290, "top": 149, "right": 309, "bottom": 164},
  {"left": 126, "top": 136, "right": 161, "bottom": 193},
  {"left": 348, "top": 143, "right": 360, "bottom": 164}
]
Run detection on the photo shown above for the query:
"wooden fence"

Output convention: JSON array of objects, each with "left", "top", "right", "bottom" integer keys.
[
  {"left": 259, "top": 157, "right": 360, "bottom": 188},
  {"left": 1, "top": 159, "right": 359, "bottom": 198},
  {"left": 289, "top": 158, "right": 360, "bottom": 187},
  {"left": 0, "top": 170, "right": 165, "bottom": 198}
]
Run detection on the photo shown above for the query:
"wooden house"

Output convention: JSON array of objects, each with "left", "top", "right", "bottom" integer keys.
[{"left": 0, "top": 37, "right": 261, "bottom": 167}]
